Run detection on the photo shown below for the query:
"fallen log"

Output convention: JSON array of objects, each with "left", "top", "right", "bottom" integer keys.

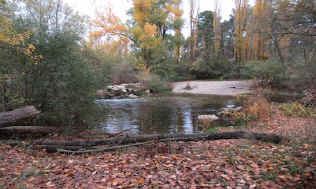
[
  {"left": 0, "top": 126, "right": 55, "bottom": 136},
  {"left": 0, "top": 106, "right": 40, "bottom": 127},
  {"left": 34, "top": 131, "right": 284, "bottom": 153}
]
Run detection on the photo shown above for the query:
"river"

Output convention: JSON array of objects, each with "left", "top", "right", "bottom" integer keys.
[{"left": 96, "top": 95, "right": 238, "bottom": 135}]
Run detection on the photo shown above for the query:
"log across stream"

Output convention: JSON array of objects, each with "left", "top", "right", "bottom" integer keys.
[{"left": 34, "top": 131, "right": 284, "bottom": 154}]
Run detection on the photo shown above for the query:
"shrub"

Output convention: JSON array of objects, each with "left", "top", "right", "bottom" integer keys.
[
  {"left": 245, "top": 59, "right": 286, "bottom": 88},
  {"left": 137, "top": 70, "right": 171, "bottom": 93},
  {"left": 150, "top": 57, "right": 194, "bottom": 82},
  {"left": 110, "top": 61, "right": 138, "bottom": 84},
  {"left": 229, "top": 112, "right": 251, "bottom": 126},
  {"left": 279, "top": 103, "right": 316, "bottom": 117},
  {"left": 30, "top": 33, "right": 107, "bottom": 129},
  {"left": 190, "top": 56, "right": 233, "bottom": 79},
  {"left": 236, "top": 96, "right": 271, "bottom": 122}
]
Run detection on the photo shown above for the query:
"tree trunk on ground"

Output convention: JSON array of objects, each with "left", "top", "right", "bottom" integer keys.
[
  {"left": 34, "top": 131, "right": 284, "bottom": 154},
  {"left": 0, "top": 126, "right": 55, "bottom": 136},
  {"left": 0, "top": 106, "right": 40, "bottom": 127}
]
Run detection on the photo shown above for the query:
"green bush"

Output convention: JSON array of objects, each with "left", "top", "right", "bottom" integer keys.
[
  {"left": 27, "top": 33, "right": 107, "bottom": 129},
  {"left": 190, "top": 56, "right": 233, "bottom": 79},
  {"left": 244, "top": 59, "right": 286, "bottom": 87}
]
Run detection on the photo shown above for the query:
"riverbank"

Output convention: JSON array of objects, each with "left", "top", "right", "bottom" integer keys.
[
  {"left": 1, "top": 104, "right": 315, "bottom": 188},
  {"left": 172, "top": 80, "right": 255, "bottom": 96}
]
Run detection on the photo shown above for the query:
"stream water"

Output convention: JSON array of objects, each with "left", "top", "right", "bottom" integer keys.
[{"left": 96, "top": 95, "right": 238, "bottom": 135}]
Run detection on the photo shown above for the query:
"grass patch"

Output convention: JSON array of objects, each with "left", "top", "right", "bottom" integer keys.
[{"left": 205, "top": 127, "right": 218, "bottom": 133}]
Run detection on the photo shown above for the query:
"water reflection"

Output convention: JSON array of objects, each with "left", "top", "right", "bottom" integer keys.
[{"left": 97, "top": 96, "right": 236, "bottom": 135}]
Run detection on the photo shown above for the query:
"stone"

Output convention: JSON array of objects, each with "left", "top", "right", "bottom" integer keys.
[
  {"left": 197, "top": 114, "right": 219, "bottom": 128},
  {"left": 128, "top": 94, "right": 139, "bottom": 99},
  {"left": 101, "top": 83, "right": 148, "bottom": 99},
  {"left": 217, "top": 106, "right": 242, "bottom": 116},
  {"left": 198, "top": 114, "right": 219, "bottom": 121},
  {"left": 145, "top": 89, "right": 151, "bottom": 95}
]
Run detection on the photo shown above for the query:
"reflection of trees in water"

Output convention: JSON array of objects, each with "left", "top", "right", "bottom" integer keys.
[
  {"left": 176, "top": 107, "right": 184, "bottom": 133},
  {"left": 137, "top": 100, "right": 195, "bottom": 134},
  {"left": 177, "top": 106, "right": 194, "bottom": 134},
  {"left": 101, "top": 96, "right": 237, "bottom": 134},
  {"left": 137, "top": 100, "right": 175, "bottom": 134},
  {"left": 102, "top": 101, "right": 141, "bottom": 134}
]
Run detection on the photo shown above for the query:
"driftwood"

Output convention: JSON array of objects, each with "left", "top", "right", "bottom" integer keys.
[
  {"left": 34, "top": 131, "right": 284, "bottom": 154},
  {"left": 0, "top": 106, "right": 40, "bottom": 127}
]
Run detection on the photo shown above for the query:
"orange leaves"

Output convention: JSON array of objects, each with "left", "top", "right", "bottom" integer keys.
[
  {"left": 89, "top": 7, "right": 130, "bottom": 56},
  {"left": 90, "top": 7, "right": 128, "bottom": 39},
  {"left": 132, "top": 0, "right": 161, "bottom": 50},
  {"left": 144, "top": 24, "right": 157, "bottom": 37},
  {"left": 133, "top": 23, "right": 162, "bottom": 50},
  {"left": 133, "top": 0, "right": 153, "bottom": 27}
]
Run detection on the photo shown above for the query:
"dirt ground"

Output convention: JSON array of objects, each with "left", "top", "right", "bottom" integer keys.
[{"left": 172, "top": 80, "right": 255, "bottom": 96}]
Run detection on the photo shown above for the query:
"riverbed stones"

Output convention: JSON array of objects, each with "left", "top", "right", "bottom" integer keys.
[
  {"left": 98, "top": 83, "right": 147, "bottom": 99},
  {"left": 217, "top": 106, "right": 243, "bottom": 116},
  {"left": 198, "top": 115, "right": 219, "bottom": 121}
]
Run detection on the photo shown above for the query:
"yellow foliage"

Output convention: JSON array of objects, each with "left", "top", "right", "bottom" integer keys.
[
  {"left": 250, "top": 0, "right": 271, "bottom": 60},
  {"left": 234, "top": 0, "right": 250, "bottom": 63},
  {"left": 0, "top": 0, "right": 41, "bottom": 64},
  {"left": 133, "top": 0, "right": 153, "bottom": 27}
]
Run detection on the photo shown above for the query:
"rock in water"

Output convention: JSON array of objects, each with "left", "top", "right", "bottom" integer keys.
[
  {"left": 198, "top": 114, "right": 219, "bottom": 128},
  {"left": 128, "top": 94, "right": 139, "bottom": 99},
  {"left": 198, "top": 115, "right": 219, "bottom": 121}
]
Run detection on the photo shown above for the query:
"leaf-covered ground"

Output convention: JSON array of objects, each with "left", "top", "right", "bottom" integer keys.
[{"left": 1, "top": 106, "right": 315, "bottom": 189}]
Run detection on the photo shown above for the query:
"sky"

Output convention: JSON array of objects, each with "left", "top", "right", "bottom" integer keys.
[{"left": 64, "top": 0, "right": 255, "bottom": 37}]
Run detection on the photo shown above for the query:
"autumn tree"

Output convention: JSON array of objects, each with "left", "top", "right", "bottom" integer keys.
[
  {"left": 234, "top": 0, "right": 249, "bottom": 64},
  {"left": 131, "top": 0, "right": 184, "bottom": 68},
  {"left": 0, "top": 0, "right": 11, "bottom": 44},
  {"left": 90, "top": 0, "right": 183, "bottom": 69},
  {"left": 250, "top": 0, "right": 271, "bottom": 60},
  {"left": 90, "top": 6, "right": 130, "bottom": 56}
]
